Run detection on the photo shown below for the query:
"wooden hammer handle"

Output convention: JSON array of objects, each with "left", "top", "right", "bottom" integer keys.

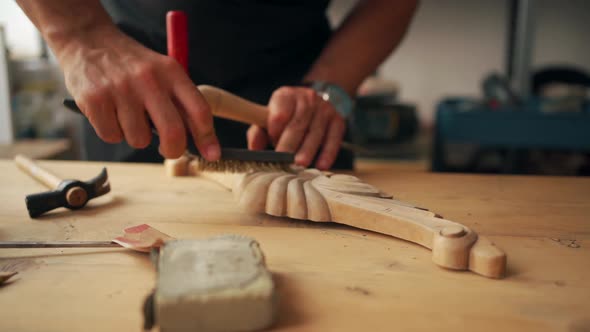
[{"left": 14, "top": 154, "right": 62, "bottom": 189}]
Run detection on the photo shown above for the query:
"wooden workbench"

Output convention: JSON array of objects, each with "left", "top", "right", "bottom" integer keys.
[{"left": 0, "top": 160, "right": 588, "bottom": 331}]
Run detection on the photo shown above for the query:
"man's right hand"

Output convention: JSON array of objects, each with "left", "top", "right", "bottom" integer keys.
[
  {"left": 56, "top": 25, "right": 220, "bottom": 160},
  {"left": 15, "top": 0, "right": 220, "bottom": 160}
]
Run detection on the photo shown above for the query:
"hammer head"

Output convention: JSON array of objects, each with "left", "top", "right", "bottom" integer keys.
[{"left": 25, "top": 168, "right": 111, "bottom": 218}]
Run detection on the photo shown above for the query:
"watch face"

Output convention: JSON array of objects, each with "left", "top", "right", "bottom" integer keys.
[
  {"left": 325, "top": 84, "right": 353, "bottom": 117},
  {"left": 310, "top": 81, "right": 353, "bottom": 117}
]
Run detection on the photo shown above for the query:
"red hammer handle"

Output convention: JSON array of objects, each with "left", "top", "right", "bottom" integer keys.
[{"left": 166, "top": 11, "right": 188, "bottom": 72}]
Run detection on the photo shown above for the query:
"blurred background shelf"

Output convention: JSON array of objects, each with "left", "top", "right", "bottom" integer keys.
[
  {"left": 432, "top": 98, "right": 590, "bottom": 175},
  {"left": 0, "top": 138, "right": 70, "bottom": 159}
]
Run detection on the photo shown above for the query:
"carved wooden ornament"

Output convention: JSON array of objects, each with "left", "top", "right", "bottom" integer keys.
[{"left": 165, "top": 158, "right": 507, "bottom": 279}]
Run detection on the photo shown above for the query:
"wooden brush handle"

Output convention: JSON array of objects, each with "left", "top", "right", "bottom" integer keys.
[
  {"left": 196, "top": 86, "right": 363, "bottom": 153},
  {"left": 198, "top": 85, "right": 268, "bottom": 128},
  {"left": 14, "top": 154, "right": 62, "bottom": 189}
]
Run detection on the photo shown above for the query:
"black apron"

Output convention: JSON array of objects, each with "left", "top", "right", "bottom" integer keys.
[{"left": 84, "top": 0, "right": 353, "bottom": 169}]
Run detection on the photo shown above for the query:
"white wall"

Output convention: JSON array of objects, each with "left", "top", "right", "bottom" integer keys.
[
  {"left": 533, "top": 0, "right": 590, "bottom": 70},
  {"left": 382, "top": 0, "right": 507, "bottom": 125},
  {"left": 0, "top": 26, "right": 13, "bottom": 143},
  {"left": 329, "top": 0, "right": 590, "bottom": 125},
  {"left": 0, "top": 1, "right": 41, "bottom": 57}
]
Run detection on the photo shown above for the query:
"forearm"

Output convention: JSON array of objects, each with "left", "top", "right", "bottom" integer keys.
[
  {"left": 304, "top": 0, "right": 419, "bottom": 96},
  {"left": 16, "top": 0, "right": 117, "bottom": 58}
]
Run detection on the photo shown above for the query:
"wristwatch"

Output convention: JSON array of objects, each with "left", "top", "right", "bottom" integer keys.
[{"left": 307, "top": 81, "right": 354, "bottom": 119}]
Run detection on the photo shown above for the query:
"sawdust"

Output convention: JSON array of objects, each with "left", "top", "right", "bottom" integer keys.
[
  {"left": 550, "top": 238, "right": 582, "bottom": 248},
  {"left": 0, "top": 258, "right": 41, "bottom": 273},
  {"left": 346, "top": 286, "right": 371, "bottom": 296},
  {"left": 63, "top": 222, "right": 76, "bottom": 240},
  {"left": 0, "top": 258, "right": 41, "bottom": 285},
  {"left": 0, "top": 271, "right": 18, "bottom": 285}
]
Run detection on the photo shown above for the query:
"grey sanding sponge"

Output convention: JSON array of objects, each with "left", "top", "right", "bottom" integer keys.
[{"left": 155, "top": 235, "right": 277, "bottom": 332}]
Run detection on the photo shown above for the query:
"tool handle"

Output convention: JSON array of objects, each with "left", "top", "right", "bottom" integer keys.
[
  {"left": 64, "top": 89, "right": 363, "bottom": 153},
  {"left": 15, "top": 154, "right": 62, "bottom": 189},
  {"left": 64, "top": 87, "right": 364, "bottom": 154},
  {"left": 63, "top": 87, "right": 269, "bottom": 128},
  {"left": 198, "top": 85, "right": 269, "bottom": 128},
  {"left": 166, "top": 11, "right": 188, "bottom": 72},
  {"left": 64, "top": 87, "right": 269, "bottom": 132},
  {"left": 0, "top": 241, "right": 119, "bottom": 248}
]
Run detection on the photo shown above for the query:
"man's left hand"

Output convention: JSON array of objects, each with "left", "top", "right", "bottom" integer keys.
[{"left": 247, "top": 86, "right": 346, "bottom": 170}]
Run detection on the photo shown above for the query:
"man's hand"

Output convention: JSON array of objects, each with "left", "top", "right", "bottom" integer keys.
[
  {"left": 58, "top": 26, "right": 220, "bottom": 160},
  {"left": 16, "top": 0, "right": 220, "bottom": 160},
  {"left": 247, "top": 86, "right": 346, "bottom": 170}
]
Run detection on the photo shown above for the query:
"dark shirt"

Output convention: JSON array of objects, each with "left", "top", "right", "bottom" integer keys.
[{"left": 85, "top": 0, "right": 352, "bottom": 168}]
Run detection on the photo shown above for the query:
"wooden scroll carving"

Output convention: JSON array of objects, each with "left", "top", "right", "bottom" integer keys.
[{"left": 165, "top": 158, "right": 507, "bottom": 279}]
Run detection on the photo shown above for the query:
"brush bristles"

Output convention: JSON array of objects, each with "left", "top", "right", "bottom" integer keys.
[{"left": 191, "top": 155, "right": 293, "bottom": 173}]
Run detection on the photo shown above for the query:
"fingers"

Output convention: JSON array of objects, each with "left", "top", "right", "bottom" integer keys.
[
  {"left": 133, "top": 62, "right": 186, "bottom": 158},
  {"left": 112, "top": 80, "right": 151, "bottom": 149},
  {"left": 267, "top": 86, "right": 345, "bottom": 170},
  {"left": 267, "top": 87, "right": 296, "bottom": 145},
  {"left": 294, "top": 101, "right": 330, "bottom": 166},
  {"left": 64, "top": 37, "right": 220, "bottom": 161},
  {"left": 247, "top": 125, "right": 269, "bottom": 150},
  {"left": 77, "top": 87, "right": 123, "bottom": 144},
  {"left": 316, "top": 115, "right": 346, "bottom": 170},
  {"left": 274, "top": 89, "right": 316, "bottom": 153},
  {"left": 170, "top": 62, "right": 220, "bottom": 161}
]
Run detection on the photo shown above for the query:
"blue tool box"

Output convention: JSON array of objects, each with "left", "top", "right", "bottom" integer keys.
[{"left": 432, "top": 98, "right": 590, "bottom": 173}]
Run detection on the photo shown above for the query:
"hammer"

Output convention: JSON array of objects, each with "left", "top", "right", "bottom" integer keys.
[{"left": 14, "top": 155, "right": 110, "bottom": 218}]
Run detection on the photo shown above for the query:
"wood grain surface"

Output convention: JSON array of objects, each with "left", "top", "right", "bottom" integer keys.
[{"left": 0, "top": 160, "right": 588, "bottom": 332}]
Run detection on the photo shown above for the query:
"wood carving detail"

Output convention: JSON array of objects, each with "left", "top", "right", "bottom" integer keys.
[
  {"left": 233, "top": 169, "right": 384, "bottom": 222},
  {"left": 165, "top": 157, "right": 507, "bottom": 279},
  {"left": 232, "top": 169, "right": 506, "bottom": 279}
]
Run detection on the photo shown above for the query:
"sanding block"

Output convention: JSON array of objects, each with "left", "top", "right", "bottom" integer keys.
[{"left": 148, "top": 235, "right": 277, "bottom": 332}]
